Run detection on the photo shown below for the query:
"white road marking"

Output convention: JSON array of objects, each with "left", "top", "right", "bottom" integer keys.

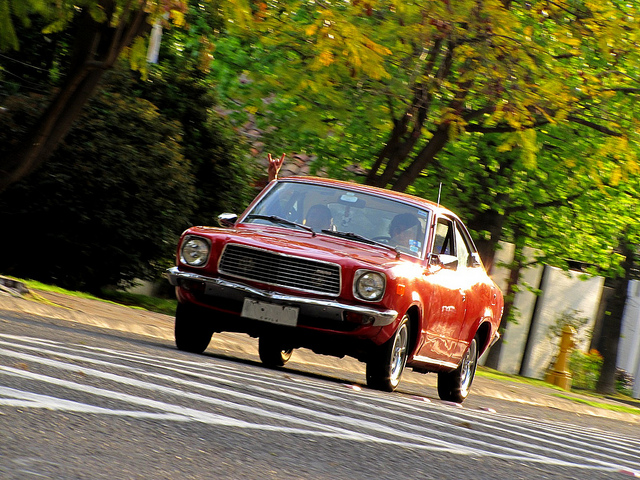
[{"left": 0, "top": 334, "right": 638, "bottom": 475}]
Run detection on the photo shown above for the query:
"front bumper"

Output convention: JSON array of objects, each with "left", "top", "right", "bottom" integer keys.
[{"left": 166, "top": 267, "right": 398, "bottom": 327}]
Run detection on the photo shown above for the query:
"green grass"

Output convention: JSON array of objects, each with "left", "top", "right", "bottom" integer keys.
[
  {"left": 98, "top": 289, "right": 177, "bottom": 316},
  {"left": 21, "top": 279, "right": 104, "bottom": 301},
  {"left": 479, "top": 366, "right": 640, "bottom": 415},
  {"left": 17, "top": 278, "right": 177, "bottom": 316},
  {"left": 552, "top": 393, "right": 640, "bottom": 415},
  {"left": 477, "top": 366, "right": 564, "bottom": 390}
]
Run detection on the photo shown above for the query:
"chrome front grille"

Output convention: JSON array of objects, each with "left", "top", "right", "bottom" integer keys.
[{"left": 219, "top": 244, "right": 341, "bottom": 295}]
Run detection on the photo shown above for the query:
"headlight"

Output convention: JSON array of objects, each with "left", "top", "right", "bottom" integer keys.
[
  {"left": 180, "top": 236, "right": 211, "bottom": 267},
  {"left": 354, "top": 270, "right": 386, "bottom": 302}
]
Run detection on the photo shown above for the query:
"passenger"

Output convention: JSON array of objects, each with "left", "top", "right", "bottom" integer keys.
[
  {"left": 389, "top": 213, "right": 420, "bottom": 248},
  {"left": 305, "top": 204, "right": 332, "bottom": 231},
  {"left": 268, "top": 153, "right": 286, "bottom": 182}
]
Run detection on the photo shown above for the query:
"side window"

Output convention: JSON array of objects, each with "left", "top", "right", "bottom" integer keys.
[
  {"left": 433, "top": 218, "right": 454, "bottom": 255},
  {"left": 454, "top": 226, "right": 470, "bottom": 269}
]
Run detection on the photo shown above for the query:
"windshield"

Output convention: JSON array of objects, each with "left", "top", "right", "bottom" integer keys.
[{"left": 244, "top": 181, "right": 431, "bottom": 258}]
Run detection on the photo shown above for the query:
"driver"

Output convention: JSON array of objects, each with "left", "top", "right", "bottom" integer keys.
[{"left": 389, "top": 213, "right": 420, "bottom": 249}]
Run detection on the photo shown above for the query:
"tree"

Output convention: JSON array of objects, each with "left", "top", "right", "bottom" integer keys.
[
  {"left": 0, "top": 68, "right": 196, "bottom": 292},
  {"left": 129, "top": 0, "right": 258, "bottom": 223},
  {"left": 0, "top": 0, "right": 187, "bottom": 191},
  {"left": 214, "top": 0, "right": 640, "bottom": 261},
  {"left": 0, "top": 1, "right": 259, "bottom": 291},
  {"left": 595, "top": 236, "right": 632, "bottom": 394}
]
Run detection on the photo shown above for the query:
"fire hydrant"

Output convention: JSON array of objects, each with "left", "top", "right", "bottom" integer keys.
[{"left": 545, "top": 325, "right": 576, "bottom": 391}]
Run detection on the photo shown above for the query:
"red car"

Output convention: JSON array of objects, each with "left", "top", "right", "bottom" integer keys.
[{"left": 167, "top": 177, "right": 503, "bottom": 402}]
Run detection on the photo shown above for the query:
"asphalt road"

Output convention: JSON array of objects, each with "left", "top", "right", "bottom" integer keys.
[{"left": 1, "top": 309, "right": 639, "bottom": 480}]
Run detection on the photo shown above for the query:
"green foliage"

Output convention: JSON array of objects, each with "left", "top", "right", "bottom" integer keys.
[
  {"left": 547, "top": 309, "right": 590, "bottom": 341},
  {"left": 569, "top": 349, "right": 603, "bottom": 391},
  {"left": 615, "top": 369, "right": 635, "bottom": 397},
  {"left": 0, "top": 0, "right": 260, "bottom": 293},
  {"left": 214, "top": 0, "right": 640, "bottom": 184},
  {"left": 99, "top": 289, "right": 177, "bottom": 316},
  {"left": 141, "top": 65, "right": 258, "bottom": 223},
  {"left": 0, "top": 73, "right": 197, "bottom": 292},
  {"left": 0, "top": 0, "right": 189, "bottom": 52},
  {"left": 137, "top": 3, "right": 258, "bottom": 221},
  {"left": 0, "top": 0, "right": 48, "bottom": 51}
]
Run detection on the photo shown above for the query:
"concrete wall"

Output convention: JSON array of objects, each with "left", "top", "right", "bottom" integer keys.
[
  {"left": 516, "top": 267, "right": 604, "bottom": 379},
  {"left": 487, "top": 244, "right": 543, "bottom": 375},
  {"left": 491, "top": 242, "right": 640, "bottom": 399},
  {"left": 619, "top": 280, "right": 640, "bottom": 398},
  {"left": 489, "top": 243, "right": 604, "bottom": 379}
]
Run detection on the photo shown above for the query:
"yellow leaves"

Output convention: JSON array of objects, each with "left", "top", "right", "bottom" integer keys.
[
  {"left": 610, "top": 166, "right": 622, "bottom": 187},
  {"left": 126, "top": 36, "right": 149, "bottom": 80},
  {"left": 298, "top": 78, "right": 320, "bottom": 94},
  {"left": 318, "top": 50, "right": 334, "bottom": 67},
  {"left": 169, "top": 9, "right": 185, "bottom": 27},
  {"left": 222, "top": 0, "right": 252, "bottom": 29},
  {"left": 519, "top": 129, "right": 538, "bottom": 170},
  {"left": 456, "top": 44, "right": 477, "bottom": 63},
  {"left": 493, "top": 129, "right": 538, "bottom": 170},
  {"left": 587, "top": 135, "right": 639, "bottom": 187}
]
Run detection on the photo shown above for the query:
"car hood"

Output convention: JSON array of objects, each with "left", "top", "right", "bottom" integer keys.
[{"left": 192, "top": 225, "right": 415, "bottom": 269}]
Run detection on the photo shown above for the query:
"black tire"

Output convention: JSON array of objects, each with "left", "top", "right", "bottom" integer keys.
[
  {"left": 174, "top": 303, "right": 214, "bottom": 354},
  {"left": 366, "top": 314, "right": 410, "bottom": 392},
  {"left": 437, "top": 337, "right": 479, "bottom": 403},
  {"left": 258, "top": 335, "right": 293, "bottom": 367}
]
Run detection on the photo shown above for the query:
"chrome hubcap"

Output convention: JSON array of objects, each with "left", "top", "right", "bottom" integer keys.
[
  {"left": 460, "top": 339, "right": 478, "bottom": 396},
  {"left": 390, "top": 321, "right": 409, "bottom": 385}
]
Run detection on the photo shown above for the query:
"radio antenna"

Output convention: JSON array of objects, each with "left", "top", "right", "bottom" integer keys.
[{"left": 437, "top": 183, "right": 442, "bottom": 207}]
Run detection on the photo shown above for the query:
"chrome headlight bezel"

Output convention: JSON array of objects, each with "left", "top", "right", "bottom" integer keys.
[
  {"left": 180, "top": 235, "right": 211, "bottom": 267},
  {"left": 353, "top": 269, "right": 386, "bottom": 302}
]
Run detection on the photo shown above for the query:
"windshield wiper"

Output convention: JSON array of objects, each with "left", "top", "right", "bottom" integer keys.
[
  {"left": 321, "top": 230, "right": 400, "bottom": 258},
  {"left": 245, "top": 214, "right": 316, "bottom": 236}
]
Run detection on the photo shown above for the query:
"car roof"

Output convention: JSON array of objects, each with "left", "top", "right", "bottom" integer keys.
[{"left": 278, "top": 176, "right": 458, "bottom": 219}]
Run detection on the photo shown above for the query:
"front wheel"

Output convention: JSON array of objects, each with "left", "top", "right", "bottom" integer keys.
[
  {"left": 437, "top": 337, "right": 478, "bottom": 403},
  {"left": 258, "top": 335, "right": 293, "bottom": 367},
  {"left": 366, "top": 315, "right": 410, "bottom": 392},
  {"left": 174, "top": 303, "right": 214, "bottom": 354}
]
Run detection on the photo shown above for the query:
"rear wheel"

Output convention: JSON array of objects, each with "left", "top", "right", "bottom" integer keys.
[
  {"left": 366, "top": 314, "right": 410, "bottom": 392},
  {"left": 258, "top": 335, "right": 293, "bottom": 367},
  {"left": 174, "top": 303, "right": 214, "bottom": 354},
  {"left": 437, "top": 337, "right": 478, "bottom": 403}
]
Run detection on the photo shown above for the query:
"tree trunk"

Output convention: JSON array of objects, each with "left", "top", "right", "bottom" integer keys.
[
  {"left": 484, "top": 222, "right": 524, "bottom": 369},
  {"left": 595, "top": 235, "right": 632, "bottom": 394},
  {"left": 390, "top": 123, "right": 450, "bottom": 192},
  {"left": 466, "top": 199, "right": 508, "bottom": 273},
  {"left": 0, "top": 0, "right": 150, "bottom": 192},
  {"left": 365, "top": 38, "right": 448, "bottom": 188}
]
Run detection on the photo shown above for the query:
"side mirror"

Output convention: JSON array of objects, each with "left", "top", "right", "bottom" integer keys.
[
  {"left": 217, "top": 213, "right": 238, "bottom": 228},
  {"left": 430, "top": 253, "right": 458, "bottom": 270},
  {"left": 469, "top": 252, "right": 482, "bottom": 268}
]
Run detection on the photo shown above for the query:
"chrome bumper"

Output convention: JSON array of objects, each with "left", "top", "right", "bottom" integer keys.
[{"left": 166, "top": 267, "right": 398, "bottom": 327}]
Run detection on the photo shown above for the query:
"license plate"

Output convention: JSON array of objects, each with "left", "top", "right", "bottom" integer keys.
[{"left": 241, "top": 299, "right": 298, "bottom": 327}]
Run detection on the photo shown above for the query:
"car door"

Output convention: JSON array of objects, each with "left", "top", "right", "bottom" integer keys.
[
  {"left": 449, "top": 219, "right": 498, "bottom": 362},
  {"left": 416, "top": 216, "right": 467, "bottom": 366}
]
